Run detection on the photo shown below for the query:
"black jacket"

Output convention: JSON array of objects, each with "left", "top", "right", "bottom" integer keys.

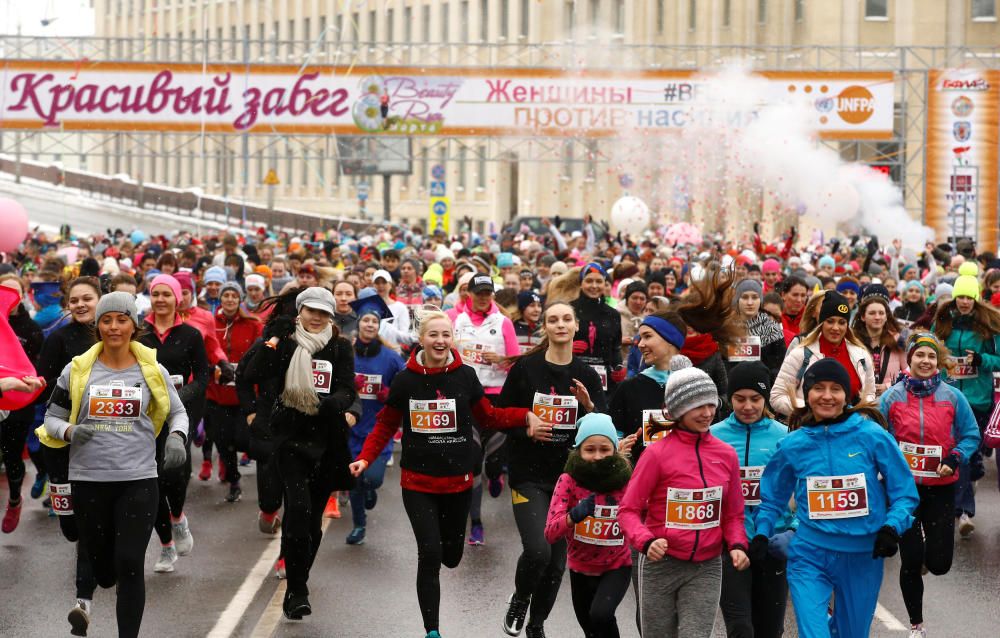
[
  {"left": 608, "top": 372, "right": 666, "bottom": 466},
  {"left": 571, "top": 294, "right": 623, "bottom": 392},
  {"left": 139, "top": 322, "right": 210, "bottom": 426},
  {"left": 35, "top": 320, "right": 95, "bottom": 405}
]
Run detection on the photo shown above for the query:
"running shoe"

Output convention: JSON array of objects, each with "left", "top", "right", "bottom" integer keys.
[
  {"left": 42, "top": 496, "right": 51, "bottom": 508},
  {"left": 2, "top": 499, "right": 22, "bottom": 534},
  {"left": 68, "top": 599, "right": 91, "bottom": 637},
  {"left": 958, "top": 513, "right": 975, "bottom": 538},
  {"left": 258, "top": 511, "right": 281, "bottom": 535},
  {"left": 30, "top": 474, "right": 47, "bottom": 499},
  {"left": 198, "top": 459, "right": 212, "bottom": 481},
  {"left": 225, "top": 483, "right": 242, "bottom": 503},
  {"left": 425, "top": 632, "right": 442, "bottom": 638},
  {"left": 323, "top": 495, "right": 341, "bottom": 519},
  {"left": 239, "top": 453, "right": 251, "bottom": 467},
  {"left": 908, "top": 626, "right": 926, "bottom": 638},
  {"left": 282, "top": 591, "right": 312, "bottom": 620},
  {"left": 338, "top": 490, "right": 350, "bottom": 505},
  {"left": 488, "top": 475, "right": 505, "bottom": 498},
  {"left": 386, "top": 455, "right": 394, "bottom": 467},
  {"left": 172, "top": 515, "right": 194, "bottom": 556},
  {"left": 218, "top": 463, "right": 227, "bottom": 482},
  {"left": 468, "top": 523, "right": 485, "bottom": 546},
  {"left": 154, "top": 545, "right": 178, "bottom": 573},
  {"left": 364, "top": 488, "right": 378, "bottom": 510},
  {"left": 503, "top": 592, "right": 531, "bottom": 636},
  {"left": 274, "top": 557, "right": 286, "bottom": 579},
  {"left": 525, "top": 626, "right": 546, "bottom": 638},
  {"left": 346, "top": 526, "right": 366, "bottom": 545}
]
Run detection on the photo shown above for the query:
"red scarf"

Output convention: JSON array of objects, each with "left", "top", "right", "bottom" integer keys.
[
  {"left": 819, "top": 335, "right": 862, "bottom": 400},
  {"left": 680, "top": 333, "right": 719, "bottom": 366}
]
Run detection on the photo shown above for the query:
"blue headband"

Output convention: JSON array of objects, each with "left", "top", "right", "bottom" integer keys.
[
  {"left": 836, "top": 281, "right": 860, "bottom": 295},
  {"left": 640, "top": 316, "right": 686, "bottom": 350},
  {"left": 580, "top": 262, "right": 607, "bottom": 281}
]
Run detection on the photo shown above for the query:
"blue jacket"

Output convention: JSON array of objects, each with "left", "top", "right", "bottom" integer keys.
[
  {"left": 755, "top": 412, "right": 918, "bottom": 553},
  {"left": 350, "top": 344, "right": 406, "bottom": 459},
  {"left": 711, "top": 413, "right": 797, "bottom": 538}
]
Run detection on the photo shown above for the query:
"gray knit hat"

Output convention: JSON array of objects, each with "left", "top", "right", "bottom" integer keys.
[
  {"left": 95, "top": 291, "right": 139, "bottom": 327},
  {"left": 734, "top": 278, "right": 763, "bottom": 300},
  {"left": 663, "top": 355, "right": 719, "bottom": 418},
  {"left": 220, "top": 281, "right": 245, "bottom": 300}
]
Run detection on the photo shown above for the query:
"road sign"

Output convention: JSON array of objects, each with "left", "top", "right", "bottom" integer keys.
[
  {"left": 429, "top": 180, "right": 446, "bottom": 197},
  {"left": 429, "top": 196, "right": 450, "bottom": 234},
  {"left": 358, "top": 192, "right": 369, "bottom": 201},
  {"left": 263, "top": 169, "right": 280, "bottom": 186},
  {"left": 431, "top": 164, "right": 446, "bottom": 180},
  {"left": 357, "top": 182, "right": 370, "bottom": 201}
]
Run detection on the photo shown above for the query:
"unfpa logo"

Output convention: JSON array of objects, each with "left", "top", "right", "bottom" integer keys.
[{"left": 834, "top": 86, "right": 876, "bottom": 124}]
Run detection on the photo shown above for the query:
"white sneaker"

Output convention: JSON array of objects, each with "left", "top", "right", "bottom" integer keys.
[
  {"left": 909, "top": 626, "right": 927, "bottom": 638},
  {"left": 68, "top": 599, "right": 91, "bottom": 637},
  {"left": 172, "top": 516, "right": 194, "bottom": 556},
  {"left": 154, "top": 545, "right": 178, "bottom": 573},
  {"left": 386, "top": 456, "right": 394, "bottom": 467},
  {"left": 958, "top": 513, "right": 975, "bottom": 538}
]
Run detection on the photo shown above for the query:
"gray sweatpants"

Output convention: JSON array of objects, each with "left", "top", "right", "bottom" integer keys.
[{"left": 638, "top": 553, "right": 722, "bottom": 637}]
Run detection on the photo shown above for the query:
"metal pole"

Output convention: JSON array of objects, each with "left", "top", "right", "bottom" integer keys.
[
  {"left": 382, "top": 173, "right": 391, "bottom": 222},
  {"left": 14, "top": 131, "right": 22, "bottom": 184},
  {"left": 267, "top": 184, "right": 275, "bottom": 212}
]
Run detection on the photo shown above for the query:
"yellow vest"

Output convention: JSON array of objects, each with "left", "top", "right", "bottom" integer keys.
[{"left": 36, "top": 341, "right": 170, "bottom": 449}]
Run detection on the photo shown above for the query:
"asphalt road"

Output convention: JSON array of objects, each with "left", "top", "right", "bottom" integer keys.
[{"left": 1, "top": 452, "right": 998, "bottom": 638}]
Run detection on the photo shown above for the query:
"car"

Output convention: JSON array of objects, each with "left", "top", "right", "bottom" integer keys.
[{"left": 507, "top": 216, "right": 606, "bottom": 240}]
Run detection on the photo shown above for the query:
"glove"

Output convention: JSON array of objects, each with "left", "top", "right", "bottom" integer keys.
[
  {"left": 70, "top": 424, "right": 96, "bottom": 445},
  {"left": 872, "top": 525, "right": 900, "bottom": 558},
  {"left": 264, "top": 314, "right": 296, "bottom": 340},
  {"left": 969, "top": 352, "right": 983, "bottom": 367},
  {"left": 217, "top": 361, "right": 236, "bottom": 385},
  {"left": 748, "top": 534, "right": 770, "bottom": 565},
  {"left": 610, "top": 367, "right": 627, "bottom": 384},
  {"left": 568, "top": 494, "right": 596, "bottom": 523},
  {"left": 941, "top": 452, "right": 961, "bottom": 471},
  {"left": 163, "top": 433, "right": 186, "bottom": 470},
  {"left": 572, "top": 340, "right": 589, "bottom": 355},
  {"left": 375, "top": 386, "right": 390, "bottom": 403},
  {"left": 767, "top": 530, "right": 795, "bottom": 561},
  {"left": 354, "top": 375, "right": 366, "bottom": 390}
]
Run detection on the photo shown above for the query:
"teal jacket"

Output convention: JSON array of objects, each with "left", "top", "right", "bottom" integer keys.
[{"left": 936, "top": 318, "right": 1000, "bottom": 413}]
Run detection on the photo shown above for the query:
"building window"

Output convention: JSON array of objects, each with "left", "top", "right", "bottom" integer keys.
[
  {"left": 422, "top": 5, "right": 431, "bottom": 42},
  {"left": 972, "top": 0, "right": 996, "bottom": 19},
  {"left": 461, "top": 1, "right": 469, "bottom": 41},
  {"left": 585, "top": 140, "right": 598, "bottom": 180},
  {"left": 477, "top": 145, "right": 487, "bottom": 189},
  {"left": 458, "top": 147, "right": 467, "bottom": 190},
  {"left": 864, "top": 0, "right": 888, "bottom": 19},
  {"left": 288, "top": 19, "right": 295, "bottom": 43},
  {"left": 689, "top": 0, "right": 696, "bottom": 30},
  {"left": 303, "top": 18, "right": 311, "bottom": 43},
  {"left": 481, "top": 0, "right": 489, "bottom": 40},
  {"left": 757, "top": 0, "right": 767, "bottom": 23},
  {"left": 565, "top": 0, "right": 575, "bottom": 35},
  {"left": 351, "top": 12, "right": 359, "bottom": 40},
  {"left": 387, "top": 9, "right": 394, "bottom": 42},
  {"left": 404, "top": 7, "right": 413, "bottom": 41},
  {"left": 657, "top": 0, "right": 665, "bottom": 33},
  {"left": 520, "top": 0, "right": 530, "bottom": 37},
  {"left": 723, "top": 0, "right": 731, "bottom": 26},
  {"left": 441, "top": 2, "right": 450, "bottom": 41},
  {"left": 561, "top": 140, "right": 574, "bottom": 179},
  {"left": 368, "top": 10, "right": 376, "bottom": 41},
  {"left": 795, "top": 0, "right": 804, "bottom": 21},
  {"left": 500, "top": 0, "right": 509, "bottom": 38},
  {"left": 614, "top": 0, "right": 624, "bottom": 34},
  {"left": 589, "top": 0, "right": 599, "bottom": 35}
]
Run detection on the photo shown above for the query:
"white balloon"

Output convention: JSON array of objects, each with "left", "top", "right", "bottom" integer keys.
[{"left": 610, "top": 196, "right": 651, "bottom": 235}]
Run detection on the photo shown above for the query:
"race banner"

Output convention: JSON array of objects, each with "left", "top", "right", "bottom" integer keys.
[
  {"left": 925, "top": 69, "right": 1000, "bottom": 251},
  {"left": 0, "top": 61, "right": 893, "bottom": 139}
]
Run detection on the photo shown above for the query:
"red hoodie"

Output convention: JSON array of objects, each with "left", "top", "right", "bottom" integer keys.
[{"left": 206, "top": 309, "right": 262, "bottom": 406}]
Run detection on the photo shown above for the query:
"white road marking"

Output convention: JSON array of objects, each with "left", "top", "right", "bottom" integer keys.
[
  {"left": 874, "top": 602, "right": 908, "bottom": 631},
  {"left": 205, "top": 533, "right": 282, "bottom": 638}
]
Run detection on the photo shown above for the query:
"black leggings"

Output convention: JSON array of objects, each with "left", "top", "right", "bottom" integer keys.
[
  {"left": 719, "top": 550, "right": 788, "bottom": 638},
  {"left": 401, "top": 488, "right": 473, "bottom": 633},
  {"left": 899, "top": 483, "right": 955, "bottom": 626},
  {"left": 274, "top": 445, "right": 329, "bottom": 597},
  {"left": 72, "top": 478, "right": 158, "bottom": 638},
  {"left": 42, "top": 445, "right": 96, "bottom": 600},
  {"left": 154, "top": 432, "right": 192, "bottom": 545},
  {"left": 0, "top": 411, "right": 33, "bottom": 501},
  {"left": 205, "top": 402, "right": 243, "bottom": 486},
  {"left": 512, "top": 482, "right": 568, "bottom": 627},
  {"left": 570, "top": 566, "right": 632, "bottom": 638}
]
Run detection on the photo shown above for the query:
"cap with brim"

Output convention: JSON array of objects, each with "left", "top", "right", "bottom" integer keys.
[
  {"left": 469, "top": 274, "right": 495, "bottom": 294},
  {"left": 372, "top": 269, "right": 393, "bottom": 283},
  {"left": 350, "top": 290, "right": 392, "bottom": 320},
  {"left": 296, "top": 287, "right": 336, "bottom": 315}
]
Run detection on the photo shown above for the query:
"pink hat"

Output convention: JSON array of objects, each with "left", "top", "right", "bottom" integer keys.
[
  {"left": 761, "top": 258, "right": 781, "bottom": 274},
  {"left": 172, "top": 271, "right": 195, "bottom": 293},
  {"left": 150, "top": 274, "right": 183, "bottom": 302}
]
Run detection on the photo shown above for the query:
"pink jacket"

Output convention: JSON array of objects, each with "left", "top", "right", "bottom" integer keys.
[
  {"left": 182, "top": 305, "right": 226, "bottom": 365},
  {"left": 544, "top": 473, "right": 632, "bottom": 575},
  {"left": 619, "top": 428, "right": 748, "bottom": 562}
]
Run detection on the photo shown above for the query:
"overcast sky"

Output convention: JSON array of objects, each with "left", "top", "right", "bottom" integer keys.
[{"left": 1, "top": 0, "right": 95, "bottom": 37}]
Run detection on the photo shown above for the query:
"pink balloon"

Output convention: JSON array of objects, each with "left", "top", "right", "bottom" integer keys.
[{"left": 0, "top": 198, "right": 28, "bottom": 253}]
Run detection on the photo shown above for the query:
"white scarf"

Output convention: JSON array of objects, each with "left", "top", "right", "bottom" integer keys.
[{"left": 281, "top": 323, "right": 333, "bottom": 415}]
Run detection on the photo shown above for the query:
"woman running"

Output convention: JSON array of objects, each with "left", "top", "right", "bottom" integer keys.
[
  {"left": 332, "top": 279, "right": 359, "bottom": 341},
  {"left": 853, "top": 293, "right": 906, "bottom": 395},
  {"left": 619, "top": 356, "right": 749, "bottom": 638},
  {"left": 878, "top": 333, "right": 980, "bottom": 638},
  {"left": 239, "top": 287, "right": 357, "bottom": 618},
  {"left": 750, "top": 358, "right": 919, "bottom": 638},
  {"left": 512, "top": 291, "right": 543, "bottom": 354},
  {"left": 498, "top": 301, "right": 606, "bottom": 637},
  {"left": 140, "top": 274, "right": 210, "bottom": 573},
  {"left": 41, "top": 292, "right": 189, "bottom": 638},
  {"left": 349, "top": 310, "right": 542, "bottom": 638},
  {"left": 571, "top": 264, "right": 624, "bottom": 396},
  {"left": 711, "top": 362, "right": 795, "bottom": 638},
  {"left": 344, "top": 290, "right": 406, "bottom": 545},
  {"left": 544, "top": 413, "right": 633, "bottom": 638},
  {"left": 729, "top": 278, "right": 787, "bottom": 380}
]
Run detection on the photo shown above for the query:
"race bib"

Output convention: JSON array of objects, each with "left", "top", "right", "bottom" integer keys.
[
  {"left": 409, "top": 398, "right": 458, "bottom": 434},
  {"left": 727, "top": 336, "right": 762, "bottom": 362},
  {"left": 88, "top": 385, "right": 141, "bottom": 421},
  {"left": 49, "top": 483, "right": 73, "bottom": 516},
  {"left": 312, "top": 360, "right": 333, "bottom": 394},
  {"left": 169, "top": 374, "right": 184, "bottom": 389},
  {"left": 461, "top": 343, "right": 496, "bottom": 366},
  {"left": 665, "top": 486, "right": 723, "bottom": 530},
  {"left": 994, "top": 372, "right": 1000, "bottom": 403},
  {"left": 532, "top": 392, "right": 578, "bottom": 431},
  {"left": 641, "top": 409, "right": 672, "bottom": 445},
  {"left": 591, "top": 364, "right": 608, "bottom": 391},
  {"left": 355, "top": 373, "right": 382, "bottom": 400},
  {"left": 900, "top": 442, "right": 943, "bottom": 478},
  {"left": 740, "top": 466, "right": 765, "bottom": 506},
  {"left": 573, "top": 504, "right": 623, "bottom": 546},
  {"left": 806, "top": 473, "right": 869, "bottom": 520},
  {"left": 949, "top": 356, "right": 978, "bottom": 379}
]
